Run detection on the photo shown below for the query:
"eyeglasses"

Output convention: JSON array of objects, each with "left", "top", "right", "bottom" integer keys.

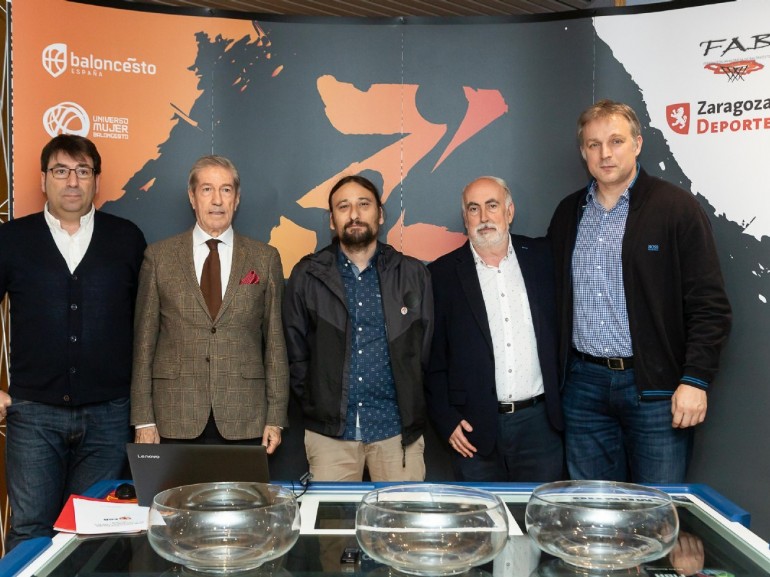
[{"left": 47, "top": 166, "right": 96, "bottom": 180}]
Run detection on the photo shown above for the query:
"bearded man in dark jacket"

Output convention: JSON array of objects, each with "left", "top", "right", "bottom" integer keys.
[{"left": 283, "top": 175, "right": 433, "bottom": 482}]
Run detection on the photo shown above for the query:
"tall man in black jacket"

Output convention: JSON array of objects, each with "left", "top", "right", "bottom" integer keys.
[
  {"left": 0, "top": 135, "right": 146, "bottom": 550},
  {"left": 549, "top": 100, "right": 731, "bottom": 483}
]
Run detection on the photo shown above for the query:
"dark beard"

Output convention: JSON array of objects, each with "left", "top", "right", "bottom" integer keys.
[{"left": 340, "top": 222, "right": 377, "bottom": 250}]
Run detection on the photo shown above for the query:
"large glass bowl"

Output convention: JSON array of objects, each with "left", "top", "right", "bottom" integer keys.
[
  {"left": 525, "top": 480, "right": 679, "bottom": 571},
  {"left": 147, "top": 482, "right": 300, "bottom": 574},
  {"left": 355, "top": 484, "right": 509, "bottom": 576}
]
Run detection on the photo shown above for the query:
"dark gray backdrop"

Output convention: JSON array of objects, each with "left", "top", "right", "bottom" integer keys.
[{"left": 98, "top": 3, "right": 770, "bottom": 540}]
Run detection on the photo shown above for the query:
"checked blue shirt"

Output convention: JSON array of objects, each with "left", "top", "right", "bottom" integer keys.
[
  {"left": 337, "top": 249, "right": 401, "bottom": 443},
  {"left": 572, "top": 175, "right": 638, "bottom": 358}
]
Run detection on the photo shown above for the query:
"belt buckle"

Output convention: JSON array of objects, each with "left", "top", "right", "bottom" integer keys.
[
  {"left": 607, "top": 357, "right": 625, "bottom": 370},
  {"left": 499, "top": 403, "right": 514, "bottom": 414}
]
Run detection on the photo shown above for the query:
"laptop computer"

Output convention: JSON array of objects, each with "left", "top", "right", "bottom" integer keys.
[{"left": 126, "top": 443, "right": 270, "bottom": 506}]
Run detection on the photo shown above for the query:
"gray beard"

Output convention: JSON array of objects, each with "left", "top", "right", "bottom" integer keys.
[{"left": 470, "top": 225, "right": 507, "bottom": 249}]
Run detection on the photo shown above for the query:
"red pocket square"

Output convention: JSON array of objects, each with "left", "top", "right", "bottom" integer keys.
[{"left": 240, "top": 270, "right": 260, "bottom": 285}]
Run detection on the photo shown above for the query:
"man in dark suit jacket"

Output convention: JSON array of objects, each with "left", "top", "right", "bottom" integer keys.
[
  {"left": 131, "top": 155, "right": 288, "bottom": 449},
  {"left": 426, "top": 176, "right": 563, "bottom": 482}
]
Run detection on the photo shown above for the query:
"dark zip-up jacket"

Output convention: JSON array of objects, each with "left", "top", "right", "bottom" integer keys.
[
  {"left": 282, "top": 241, "right": 433, "bottom": 446},
  {"left": 548, "top": 167, "right": 731, "bottom": 397}
]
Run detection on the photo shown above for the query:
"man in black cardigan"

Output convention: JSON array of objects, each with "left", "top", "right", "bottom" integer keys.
[{"left": 0, "top": 135, "right": 146, "bottom": 550}]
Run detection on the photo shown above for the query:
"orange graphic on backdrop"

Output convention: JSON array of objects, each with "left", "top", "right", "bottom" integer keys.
[
  {"left": 11, "top": 0, "right": 259, "bottom": 217},
  {"left": 14, "top": 1, "right": 508, "bottom": 268},
  {"left": 293, "top": 75, "right": 507, "bottom": 262}
]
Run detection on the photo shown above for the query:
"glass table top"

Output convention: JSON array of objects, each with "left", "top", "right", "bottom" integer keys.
[{"left": 22, "top": 489, "right": 770, "bottom": 577}]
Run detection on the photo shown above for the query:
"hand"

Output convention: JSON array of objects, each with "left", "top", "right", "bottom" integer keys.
[
  {"left": 0, "top": 390, "right": 10, "bottom": 421},
  {"left": 135, "top": 425, "right": 160, "bottom": 444},
  {"left": 448, "top": 420, "right": 477, "bottom": 458},
  {"left": 668, "top": 531, "right": 704, "bottom": 576},
  {"left": 262, "top": 425, "right": 282, "bottom": 455},
  {"left": 671, "top": 383, "right": 708, "bottom": 428}
]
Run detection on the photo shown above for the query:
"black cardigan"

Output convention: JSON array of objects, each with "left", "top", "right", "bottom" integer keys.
[{"left": 0, "top": 210, "right": 146, "bottom": 406}]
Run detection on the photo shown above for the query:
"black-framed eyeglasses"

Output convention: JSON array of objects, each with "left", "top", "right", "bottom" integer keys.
[{"left": 47, "top": 166, "right": 96, "bottom": 180}]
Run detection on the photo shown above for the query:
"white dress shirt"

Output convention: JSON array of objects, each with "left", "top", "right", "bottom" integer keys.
[
  {"left": 470, "top": 238, "right": 544, "bottom": 402},
  {"left": 192, "top": 224, "right": 234, "bottom": 297},
  {"left": 44, "top": 203, "right": 95, "bottom": 273}
]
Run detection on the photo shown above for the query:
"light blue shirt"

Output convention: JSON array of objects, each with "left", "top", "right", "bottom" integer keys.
[{"left": 571, "top": 175, "right": 637, "bottom": 358}]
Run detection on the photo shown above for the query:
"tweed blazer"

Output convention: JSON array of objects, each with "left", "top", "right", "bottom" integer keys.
[{"left": 131, "top": 229, "right": 289, "bottom": 440}]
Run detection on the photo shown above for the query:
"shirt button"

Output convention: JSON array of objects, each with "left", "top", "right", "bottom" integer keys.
[
  {"left": 211, "top": 327, "right": 217, "bottom": 334},
  {"left": 70, "top": 335, "right": 78, "bottom": 343},
  {"left": 358, "top": 377, "right": 363, "bottom": 382},
  {"left": 358, "top": 302, "right": 363, "bottom": 307},
  {"left": 506, "top": 343, "right": 511, "bottom": 347},
  {"left": 206, "top": 356, "right": 210, "bottom": 362},
  {"left": 69, "top": 367, "right": 77, "bottom": 374},
  {"left": 72, "top": 275, "right": 78, "bottom": 281},
  {"left": 358, "top": 327, "right": 363, "bottom": 332},
  {"left": 63, "top": 395, "right": 71, "bottom": 402},
  {"left": 70, "top": 304, "right": 78, "bottom": 311},
  {"left": 508, "top": 369, "right": 513, "bottom": 373},
  {"left": 358, "top": 350, "right": 363, "bottom": 354},
  {"left": 358, "top": 402, "right": 363, "bottom": 407},
  {"left": 505, "top": 318, "right": 509, "bottom": 322}
]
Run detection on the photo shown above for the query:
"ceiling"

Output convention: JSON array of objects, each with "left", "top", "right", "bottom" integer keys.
[{"left": 110, "top": 0, "right": 616, "bottom": 18}]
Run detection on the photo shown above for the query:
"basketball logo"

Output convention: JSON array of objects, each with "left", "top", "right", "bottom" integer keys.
[
  {"left": 43, "top": 102, "right": 90, "bottom": 137},
  {"left": 42, "top": 43, "right": 67, "bottom": 78}
]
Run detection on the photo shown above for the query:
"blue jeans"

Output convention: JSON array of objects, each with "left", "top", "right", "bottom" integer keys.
[
  {"left": 4, "top": 397, "right": 131, "bottom": 551},
  {"left": 563, "top": 358, "right": 692, "bottom": 483},
  {"left": 453, "top": 402, "right": 564, "bottom": 483}
]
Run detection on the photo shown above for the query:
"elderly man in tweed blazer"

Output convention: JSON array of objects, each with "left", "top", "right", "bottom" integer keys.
[{"left": 131, "top": 155, "right": 289, "bottom": 451}]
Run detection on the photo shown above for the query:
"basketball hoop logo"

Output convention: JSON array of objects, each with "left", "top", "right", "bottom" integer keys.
[
  {"left": 704, "top": 60, "right": 763, "bottom": 82},
  {"left": 43, "top": 102, "right": 90, "bottom": 137},
  {"left": 666, "top": 103, "right": 690, "bottom": 135},
  {"left": 42, "top": 43, "right": 68, "bottom": 78}
]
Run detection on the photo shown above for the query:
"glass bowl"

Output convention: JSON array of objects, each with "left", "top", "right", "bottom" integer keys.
[
  {"left": 525, "top": 480, "right": 679, "bottom": 571},
  {"left": 147, "top": 482, "right": 300, "bottom": 574},
  {"left": 355, "top": 484, "right": 509, "bottom": 576}
]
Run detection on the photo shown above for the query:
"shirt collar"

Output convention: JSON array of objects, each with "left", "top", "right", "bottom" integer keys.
[
  {"left": 193, "top": 223, "right": 234, "bottom": 247},
  {"left": 586, "top": 161, "right": 641, "bottom": 206},
  {"left": 44, "top": 202, "right": 95, "bottom": 232},
  {"left": 336, "top": 241, "right": 381, "bottom": 269}
]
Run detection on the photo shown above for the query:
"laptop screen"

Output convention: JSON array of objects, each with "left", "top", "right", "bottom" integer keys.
[{"left": 126, "top": 443, "right": 270, "bottom": 506}]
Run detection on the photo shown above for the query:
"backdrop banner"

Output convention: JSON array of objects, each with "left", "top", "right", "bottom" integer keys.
[{"left": 8, "top": 0, "right": 770, "bottom": 538}]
